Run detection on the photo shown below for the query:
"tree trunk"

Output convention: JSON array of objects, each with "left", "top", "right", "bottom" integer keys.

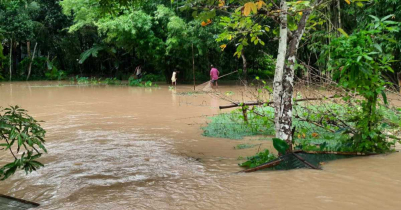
[
  {"left": 27, "top": 42, "right": 38, "bottom": 80},
  {"left": 192, "top": 43, "right": 195, "bottom": 90},
  {"left": 273, "top": 1, "right": 288, "bottom": 142},
  {"left": 9, "top": 38, "right": 13, "bottom": 81},
  {"left": 337, "top": 0, "right": 341, "bottom": 29},
  {"left": 280, "top": 8, "right": 312, "bottom": 148},
  {"left": 273, "top": 1, "right": 314, "bottom": 151},
  {"left": 27, "top": 41, "right": 31, "bottom": 58},
  {"left": 241, "top": 50, "right": 247, "bottom": 85},
  {"left": 397, "top": 72, "right": 401, "bottom": 94}
]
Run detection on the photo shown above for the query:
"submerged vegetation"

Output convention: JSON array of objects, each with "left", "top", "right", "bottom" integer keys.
[
  {"left": 204, "top": 100, "right": 401, "bottom": 168},
  {"left": 239, "top": 149, "right": 277, "bottom": 168},
  {"left": 203, "top": 107, "right": 275, "bottom": 139}
]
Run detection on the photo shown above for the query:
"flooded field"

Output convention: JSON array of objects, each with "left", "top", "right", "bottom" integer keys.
[{"left": 1, "top": 81, "right": 401, "bottom": 210}]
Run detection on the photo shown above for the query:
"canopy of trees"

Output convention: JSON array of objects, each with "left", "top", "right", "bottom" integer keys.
[{"left": 0, "top": 0, "right": 398, "bottom": 84}]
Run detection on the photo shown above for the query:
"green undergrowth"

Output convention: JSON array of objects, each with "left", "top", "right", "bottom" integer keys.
[
  {"left": 239, "top": 149, "right": 277, "bottom": 168},
  {"left": 128, "top": 77, "right": 158, "bottom": 87},
  {"left": 203, "top": 103, "right": 401, "bottom": 152},
  {"left": 202, "top": 106, "right": 275, "bottom": 139},
  {"left": 234, "top": 144, "right": 259, "bottom": 149}
]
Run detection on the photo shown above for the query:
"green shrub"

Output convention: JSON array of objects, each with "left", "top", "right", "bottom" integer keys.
[
  {"left": 0, "top": 106, "right": 47, "bottom": 180},
  {"left": 103, "top": 77, "right": 121, "bottom": 85},
  {"left": 142, "top": 73, "right": 164, "bottom": 82},
  {"left": 239, "top": 149, "right": 276, "bottom": 168}
]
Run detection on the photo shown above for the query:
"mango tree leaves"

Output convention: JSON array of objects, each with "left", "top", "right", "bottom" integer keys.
[{"left": 0, "top": 106, "right": 47, "bottom": 180}]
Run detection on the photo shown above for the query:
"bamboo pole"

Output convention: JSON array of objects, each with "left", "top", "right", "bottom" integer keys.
[{"left": 195, "top": 70, "right": 238, "bottom": 89}]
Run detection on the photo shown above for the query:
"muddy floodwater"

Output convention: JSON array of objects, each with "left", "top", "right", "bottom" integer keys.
[{"left": 1, "top": 81, "right": 401, "bottom": 210}]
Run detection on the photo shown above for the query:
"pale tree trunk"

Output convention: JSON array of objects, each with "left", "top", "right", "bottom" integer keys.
[
  {"left": 281, "top": 8, "right": 313, "bottom": 147},
  {"left": 273, "top": 1, "right": 288, "bottom": 142},
  {"left": 9, "top": 38, "right": 12, "bottom": 81},
  {"left": 273, "top": 1, "right": 314, "bottom": 150},
  {"left": 241, "top": 50, "right": 247, "bottom": 85},
  {"left": 27, "top": 42, "right": 37, "bottom": 81}
]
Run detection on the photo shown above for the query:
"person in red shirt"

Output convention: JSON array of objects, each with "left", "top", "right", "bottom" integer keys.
[{"left": 210, "top": 65, "right": 219, "bottom": 89}]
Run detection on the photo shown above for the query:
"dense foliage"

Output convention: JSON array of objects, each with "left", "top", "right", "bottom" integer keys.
[
  {"left": 0, "top": 106, "right": 47, "bottom": 180},
  {"left": 1, "top": 0, "right": 399, "bottom": 83}
]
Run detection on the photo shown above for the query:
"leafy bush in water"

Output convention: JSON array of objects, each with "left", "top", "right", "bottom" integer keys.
[
  {"left": 90, "top": 77, "right": 102, "bottom": 84},
  {"left": 128, "top": 77, "right": 158, "bottom": 87},
  {"left": 239, "top": 149, "right": 276, "bottom": 168},
  {"left": 0, "top": 106, "right": 47, "bottom": 180},
  {"left": 103, "top": 77, "right": 121, "bottom": 85},
  {"left": 45, "top": 67, "right": 66, "bottom": 81},
  {"left": 76, "top": 76, "right": 89, "bottom": 84},
  {"left": 328, "top": 15, "right": 401, "bottom": 153},
  {"left": 202, "top": 106, "right": 275, "bottom": 139}
]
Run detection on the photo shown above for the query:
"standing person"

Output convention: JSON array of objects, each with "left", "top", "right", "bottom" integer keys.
[
  {"left": 210, "top": 65, "right": 219, "bottom": 89},
  {"left": 135, "top": 65, "right": 142, "bottom": 79},
  {"left": 171, "top": 70, "right": 177, "bottom": 87}
]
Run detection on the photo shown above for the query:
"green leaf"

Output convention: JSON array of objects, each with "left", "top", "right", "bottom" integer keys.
[
  {"left": 381, "top": 91, "right": 388, "bottom": 105},
  {"left": 373, "top": 43, "right": 382, "bottom": 53},
  {"left": 273, "top": 138, "right": 289, "bottom": 154},
  {"left": 381, "top": 14, "right": 394, "bottom": 21}
]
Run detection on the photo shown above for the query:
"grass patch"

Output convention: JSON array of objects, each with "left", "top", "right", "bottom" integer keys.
[
  {"left": 202, "top": 107, "right": 275, "bottom": 139},
  {"left": 175, "top": 91, "right": 205, "bottom": 96},
  {"left": 234, "top": 144, "right": 259, "bottom": 150}
]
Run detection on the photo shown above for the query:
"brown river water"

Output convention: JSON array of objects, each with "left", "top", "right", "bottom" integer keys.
[{"left": 0, "top": 81, "right": 401, "bottom": 210}]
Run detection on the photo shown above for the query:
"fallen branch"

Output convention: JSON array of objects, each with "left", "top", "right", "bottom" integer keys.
[
  {"left": 293, "top": 114, "right": 336, "bottom": 133},
  {"left": 293, "top": 150, "right": 378, "bottom": 156},
  {"left": 238, "top": 159, "right": 282, "bottom": 173},
  {"left": 220, "top": 101, "right": 272, "bottom": 109},
  {"left": 219, "top": 95, "right": 340, "bottom": 109}
]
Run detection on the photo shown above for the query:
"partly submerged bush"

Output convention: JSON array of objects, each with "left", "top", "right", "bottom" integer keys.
[
  {"left": 204, "top": 102, "right": 401, "bottom": 153},
  {"left": 103, "top": 77, "right": 121, "bottom": 85},
  {"left": 128, "top": 77, "right": 158, "bottom": 87},
  {"left": 202, "top": 106, "right": 275, "bottom": 139},
  {"left": 239, "top": 149, "right": 276, "bottom": 168}
]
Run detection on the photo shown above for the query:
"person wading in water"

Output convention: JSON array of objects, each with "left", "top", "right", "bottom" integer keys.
[
  {"left": 171, "top": 70, "right": 177, "bottom": 87},
  {"left": 210, "top": 65, "right": 219, "bottom": 89},
  {"left": 134, "top": 65, "right": 142, "bottom": 79}
]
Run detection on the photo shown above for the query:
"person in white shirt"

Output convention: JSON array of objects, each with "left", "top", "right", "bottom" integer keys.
[{"left": 171, "top": 71, "right": 177, "bottom": 86}]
